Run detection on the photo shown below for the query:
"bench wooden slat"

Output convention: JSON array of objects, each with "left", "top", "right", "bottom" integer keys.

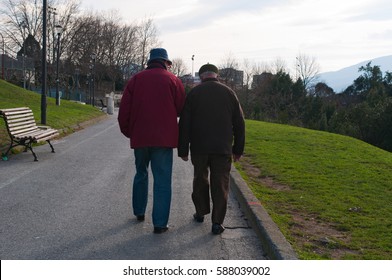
[
  {"left": 2, "top": 110, "right": 34, "bottom": 117},
  {"left": 4, "top": 112, "right": 34, "bottom": 120},
  {"left": 0, "top": 107, "right": 30, "bottom": 113},
  {"left": 8, "top": 121, "right": 37, "bottom": 132},
  {"left": 35, "top": 131, "right": 59, "bottom": 142},
  {"left": 8, "top": 126, "right": 39, "bottom": 136},
  {"left": 4, "top": 109, "right": 34, "bottom": 114},
  {"left": 14, "top": 128, "right": 57, "bottom": 139},
  {"left": 7, "top": 120, "right": 36, "bottom": 129},
  {"left": 16, "top": 128, "right": 58, "bottom": 140},
  {"left": 36, "top": 134, "right": 60, "bottom": 142},
  {"left": 6, "top": 116, "right": 35, "bottom": 124},
  {"left": 14, "top": 128, "right": 42, "bottom": 138},
  {"left": 0, "top": 107, "right": 59, "bottom": 161}
]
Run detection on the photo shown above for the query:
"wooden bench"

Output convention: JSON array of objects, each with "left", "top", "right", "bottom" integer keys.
[{"left": 0, "top": 107, "right": 59, "bottom": 161}]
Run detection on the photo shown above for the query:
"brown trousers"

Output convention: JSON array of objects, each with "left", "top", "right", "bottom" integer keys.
[{"left": 191, "top": 154, "right": 232, "bottom": 224}]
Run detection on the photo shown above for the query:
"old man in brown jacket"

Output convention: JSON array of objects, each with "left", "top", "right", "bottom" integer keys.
[{"left": 178, "top": 63, "right": 245, "bottom": 234}]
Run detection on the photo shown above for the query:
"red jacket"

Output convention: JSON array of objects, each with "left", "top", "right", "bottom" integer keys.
[{"left": 118, "top": 63, "right": 186, "bottom": 148}]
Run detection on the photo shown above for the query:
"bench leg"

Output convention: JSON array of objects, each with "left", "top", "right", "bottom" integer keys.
[
  {"left": 3, "top": 145, "right": 13, "bottom": 160},
  {"left": 2, "top": 139, "right": 55, "bottom": 162},
  {"left": 47, "top": 140, "right": 55, "bottom": 153},
  {"left": 26, "top": 143, "right": 38, "bottom": 161},
  {"left": 2, "top": 140, "right": 17, "bottom": 161},
  {"left": 1, "top": 152, "right": 9, "bottom": 161}
]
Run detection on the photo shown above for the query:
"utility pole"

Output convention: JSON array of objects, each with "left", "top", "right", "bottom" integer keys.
[
  {"left": 55, "top": 25, "right": 62, "bottom": 106},
  {"left": 0, "top": 33, "right": 5, "bottom": 80},
  {"left": 48, "top": 6, "right": 57, "bottom": 64},
  {"left": 192, "top": 55, "right": 195, "bottom": 77},
  {"left": 20, "top": 21, "right": 27, "bottom": 89},
  {"left": 41, "top": 0, "right": 48, "bottom": 124},
  {"left": 90, "top": 53, "right": 96, "bottom": 106}
]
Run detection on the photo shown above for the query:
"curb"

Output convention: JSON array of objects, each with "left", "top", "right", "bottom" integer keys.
[{"left": 230, "top": 166, "right": 298, "bottom": 260}]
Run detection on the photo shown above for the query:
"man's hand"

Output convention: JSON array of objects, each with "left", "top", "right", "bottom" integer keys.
[
  {"left": 233, "top": 154, "right": 241, "bottom": 162},
  {"left": 181, "top": 156, "right": 189, "bottom": 161}
]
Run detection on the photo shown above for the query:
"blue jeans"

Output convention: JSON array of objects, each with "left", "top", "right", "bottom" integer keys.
[{"left": 133, "top": 147, "right": 173, "bottom": 227}]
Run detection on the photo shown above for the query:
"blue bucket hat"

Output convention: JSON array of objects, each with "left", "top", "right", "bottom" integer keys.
[{"left": 147, "top": 48, "right": 172, "bottom": 65}]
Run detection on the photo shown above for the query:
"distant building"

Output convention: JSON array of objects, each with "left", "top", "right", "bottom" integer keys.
[
  {"left": 252, "top": 72, "right": 273, "bottom": 89},
  {"left": 180, "top": 74, "right": 200, "bottom": 91},
  {"left": 181, "top": 68, "right": 244, "bottom": 91},
  {"left": 219, "top": 67, "right": 244, "bottom": 89}
]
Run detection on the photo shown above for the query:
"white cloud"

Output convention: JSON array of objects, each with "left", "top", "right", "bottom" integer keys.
[{"left": 81, "top": 0, "right": 392, "bottom": 73}]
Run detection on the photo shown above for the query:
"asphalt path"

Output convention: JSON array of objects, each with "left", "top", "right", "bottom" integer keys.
[{"left": 0, "top": 110, "right": 266, "bottom": 260}]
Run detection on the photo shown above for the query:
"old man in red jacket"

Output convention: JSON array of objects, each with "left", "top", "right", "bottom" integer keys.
[{"left": 118, "top": 48, "right": 185, "bottom": 234}]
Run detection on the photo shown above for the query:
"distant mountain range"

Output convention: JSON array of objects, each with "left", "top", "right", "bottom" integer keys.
[{"left": 317, "top": 55, "right": 392, "bottom": 93}]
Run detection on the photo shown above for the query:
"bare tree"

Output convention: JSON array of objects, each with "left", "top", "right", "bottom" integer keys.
[
  {"left": 63, "top": 14, "right": 99, "bottom": 65},
  {"left": 219, "top": 52, "right": 239, "bottom": 70},
  {"left": 53, "top": 0, "right": 81, "bottom": 60},
  {"left": 116, "top": 23, "right": 140, "bottom": 79},
  {"left": 219, "top": 53, "right": 243, "bottom": 89},
  {"left": 1, "top": 2, "right": 162, "bottom": 98},
  {"left": 241, "top": 59, "right": 251, "bottom": 89},
  {"left": 0, "top": 0, "right": 43, "bottom": 54},
  {"left": 271, "top": 57, "right": 287, "bottom": 74},
  {"left": 0, "top": 0, "right": 81, "bottom": 89},
  {"left": 239, "top": 58, "right": 256, "bottom": 117},
  {"left": 295, "top": 53, "right": 320, "bottom": 91},
  {"left": 251, "top": 61, "right": 270, "bottom": 75},
  {"left": 97, "top": 12, "right": 124, "bottom": 91},
  {"left": 0, "top": 0, "right": 80, "bottom": 56},
  {"left": 170, "top": 57, "right": 187, "bottom": 77},
  {"left": 136, "top": 18, "right": 159, "bottom": 69}
]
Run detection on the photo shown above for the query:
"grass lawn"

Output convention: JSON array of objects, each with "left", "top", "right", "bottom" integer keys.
[
  {"left": 235, "top": 120, "right": 392, "bottom": 259},
  {"left": 0, "top": 79, "right": 105, "bottom": 152}
]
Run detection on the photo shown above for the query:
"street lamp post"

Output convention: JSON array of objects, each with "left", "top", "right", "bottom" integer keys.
[
  {"left": 41, "top": 0, "right": 48, "bottom": 124},
  {"left": 86, "top": 73, "right": 91, "bottom": 104},
  {"left": 20, "top": 21, "right": 27, "bottom": 89},
  {"left": 191, "top": 55, "right": 195, "bottom": 77},
  {"left": 0, "top": 32, "right": 5, "bottom": 80},
  {"left": 90, "top": 53, "right": 96, "bottom": 106},
  {"left": 75, "top": 68, "right": 80, "bottom": 102},
  {"left": 48, "top": 6, "right": 57, "bottom": 64},
  {"left": 55, "top": 24, "right": 62, "bottom": 106}
]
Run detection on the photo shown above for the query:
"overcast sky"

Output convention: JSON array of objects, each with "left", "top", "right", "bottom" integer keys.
[{"left": 81, "top": 0, "right": 392, "bottom": 75}]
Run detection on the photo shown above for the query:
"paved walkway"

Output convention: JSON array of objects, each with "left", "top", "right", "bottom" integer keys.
[{"left": 0, "top": 111, "right": 266, "bottom": 260}]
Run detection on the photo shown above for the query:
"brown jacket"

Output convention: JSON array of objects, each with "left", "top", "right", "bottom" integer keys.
[{"left": 178, "top": 78, "right": 245, "bottom": 157}]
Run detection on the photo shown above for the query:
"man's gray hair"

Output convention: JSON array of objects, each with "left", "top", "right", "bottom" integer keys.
[{"left": 200, "top": 71, "right": 218, "bottom": 78}]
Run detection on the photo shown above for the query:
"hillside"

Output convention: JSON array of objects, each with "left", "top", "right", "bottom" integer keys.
[
  {"left": 318, "top": 55, "right": 392, "bottom": 92},
  {"left": 236, "top": 120, "right": 392, "bottom": 259},
  {"left": 0, "top": 80, "right": 104, "bottom": 152}
]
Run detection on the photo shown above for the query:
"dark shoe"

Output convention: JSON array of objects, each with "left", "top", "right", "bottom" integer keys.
[
  {"left": 193, "top": 213, "right": 204, "bottom": 223},
  {"left": 153, "top": 226, "right": 169, "bottom": 234},
  {"left": 212, "top": 223, "right": 225, "bottom": 235},
  {"left": 136, "top": 215, "right": 145, "bottom": 221}
]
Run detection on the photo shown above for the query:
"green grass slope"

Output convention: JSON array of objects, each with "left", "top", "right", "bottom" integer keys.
[
  {"left": 0, "top": 79, "right": 104, "bottom": 152},
  {"left": 236, "top": 120, "right": 392, "bottom": 260}
]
